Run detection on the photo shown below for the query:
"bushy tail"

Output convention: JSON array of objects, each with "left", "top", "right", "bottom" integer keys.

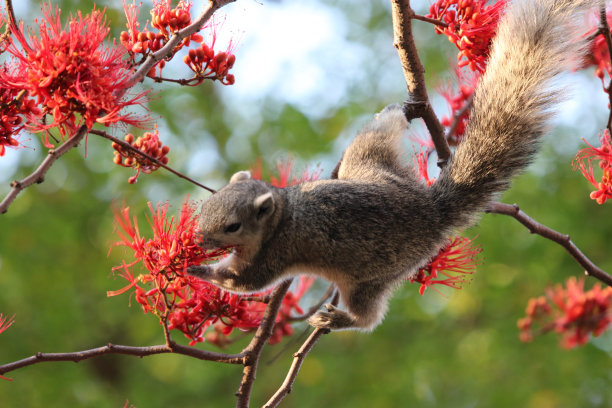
[{"left": 432, "top": 0, "right": 597, "bottom": 230}]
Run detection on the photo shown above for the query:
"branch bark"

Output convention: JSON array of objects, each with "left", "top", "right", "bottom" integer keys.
[
  {"left": 390, "top": 0, "right": 451, "bottom": 166},
  {"left": 487, "top": 202, "right": 612, "bottom": 287},
  {"left": 235, "top": 280, "right": 293, "bottom": 408},
  {"left": 263, "top": 291, "right": 339, "bottom": 408},
  {"left": 0, "top": 342, "right": 244, "bottom": 378}
]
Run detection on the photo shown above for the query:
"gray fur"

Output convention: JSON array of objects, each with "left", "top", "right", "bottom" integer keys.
[{"left": 189, "top": 0, "right": 597, "bottom": 331}]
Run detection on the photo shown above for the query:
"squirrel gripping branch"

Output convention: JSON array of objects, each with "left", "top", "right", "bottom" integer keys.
[{"left": 189, "top": 0, "right": 598, "bottom": 330}]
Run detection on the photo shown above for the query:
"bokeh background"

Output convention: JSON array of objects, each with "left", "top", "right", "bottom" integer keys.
[{"left": 1, "top": 0, "right": 612, "bottom": 406}]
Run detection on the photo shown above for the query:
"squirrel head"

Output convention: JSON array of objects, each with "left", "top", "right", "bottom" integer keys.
[{"left": 197, "top": 171, "right": 278, "bottom": 252}]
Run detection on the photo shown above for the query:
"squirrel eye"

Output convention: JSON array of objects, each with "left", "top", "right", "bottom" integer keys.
[{"left": 224, "top": 222, "right": 241, "bottom": 233}]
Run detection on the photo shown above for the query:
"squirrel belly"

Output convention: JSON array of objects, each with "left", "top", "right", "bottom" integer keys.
[{"left": 188, "top": 0, "right": 598, "bottom": 331}]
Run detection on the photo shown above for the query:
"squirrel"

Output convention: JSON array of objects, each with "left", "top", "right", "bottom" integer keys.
[{"left": 188, "top": 0, "right": 597, "bottom": 331}]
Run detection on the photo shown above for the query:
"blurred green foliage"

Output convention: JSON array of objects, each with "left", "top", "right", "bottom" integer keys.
[{"left": 1, "top": 0, "right": 612, "bottom": 407}]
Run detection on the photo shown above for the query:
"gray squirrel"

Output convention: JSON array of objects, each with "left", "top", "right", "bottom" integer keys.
[{"left": 188, "top": 0, "right": 597, "bottom": 330}]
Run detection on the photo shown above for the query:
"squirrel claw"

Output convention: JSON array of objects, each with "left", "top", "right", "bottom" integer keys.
[{"left": 308, "top": 306, "right": 355, "bottom": 330}]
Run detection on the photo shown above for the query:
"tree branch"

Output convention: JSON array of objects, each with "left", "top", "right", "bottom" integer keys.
[
  {"left": 236, "top": 280, "right": 293, "bottom": 408},
  {"left": 390, "top": 0, "right": 451, "bottom": 167},
  {"left": 0, "top": 342, "right": 244, "bottom": 378},
  {"left": 90, "top": 129, "right": 216, "bottom": 193},
  {"left": 263, "top": 291, "right": 340, "bottom": 408},
  {"left": 0, "top": 126, "right": 88, "bottom": 214},
  {"left": 486, "top": 202, "right": 612, "bottom": 287},
  {"left": 4, "top": 0, "right": 17, "bottom": 28},
  {"left": 445, "top": 93, "right": 474, "bottom": 141}
]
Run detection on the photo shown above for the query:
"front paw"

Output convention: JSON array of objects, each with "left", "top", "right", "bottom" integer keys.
[
  {"left": 186, "top": 265, "right": 212, "bottom": 280},
  {"left": 308, "top": 305, "right": 355, "bottom": 330}
]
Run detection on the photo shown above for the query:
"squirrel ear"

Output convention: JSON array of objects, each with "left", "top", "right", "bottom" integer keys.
[
  {"left": 253, "top": 192, "right": 274, "bottom": 220},
  {"left": 230, "top": 170, "right": 251, "bottom": 183}
]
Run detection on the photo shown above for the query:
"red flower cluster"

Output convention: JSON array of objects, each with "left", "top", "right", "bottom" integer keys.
[
  {"left": 427, "top": 0, "right": 508, "bottom": 73},
  {"left": 518, "top": 277, "right": 612, "bottom": 349},
  {"left": 112, "top": 126, "right": 170, "bottom": 184},
  {"left": 120, "top": 0, "right": 202, "bottom": 74},
  {"left": 439, "top": 70, "right": 478, "bottom": 144},
  {"left": 409, "top": 236, "right": 481, "bottom": 295},
  {"left": 1, "top": 2, "right": 147, "bottom": 147},
  {"left": 184, "top": 43, "right": 236, "bottom": 85},
  {"left": 573, "top": 130, "right": 612, "bottom": 204},
  {"left": 120, "top": 1, "right": 236, "bottom": 83}
]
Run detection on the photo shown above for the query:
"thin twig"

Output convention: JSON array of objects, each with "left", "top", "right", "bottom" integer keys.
[
  {"left": 236, "top": 280, "right": 293, "bottom": 408},
  {"left": 90, "top": 129, "right": 216, "bottom": 193},
  {"left": 263, "top": 291, "right": 340, "bottom": 408},
  {"left": 288, "top": 283, "right": 335, "bottom": 322},
  {"left": 390, "top": 0, "right": 451, "bottom": 167},
  {"left": 445, "top": 93, "right": 474, "bottom": 141},
  {"left": 149, "top": 75, "right": 202, "bottom": 86},
  {"left": 412, "top": 14, "right": 448, "bottom": 28},
  {"left": 0, "top": 342, "right": 244, "bottom": 378},
  {"left": 486, "top": 202, "right": 612, "bottom": 287},
  {"left": 0, "top": 126, "right": 88, "bottom": 214}
]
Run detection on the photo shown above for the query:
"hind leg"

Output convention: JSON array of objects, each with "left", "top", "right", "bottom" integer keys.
[{"left": 308, "top": 279, "right": 394, "bottom": 331}]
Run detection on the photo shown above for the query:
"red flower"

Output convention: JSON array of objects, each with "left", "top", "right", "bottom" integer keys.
[
  {"left": 120, "top": 0, "right": 199, "bottom": 63},
  {"left": 1, "top": 2, "right": 148, "bottom": 146},
  {"left": 110, "top": 198, "right": 313, "bottom": 346},
  {"left": 112, "top": 126, "right": 170, "bottom": 184},
  {"left": 573, "top": 130, "right": 612, "bottom": 204},
  {"left": 427, "top": 0, "right": 508, "bottom": 73},
  {"left": 409, "top": 236, "right": 481, "bottom": 295},
  {"left": 519, "top": 277, "right": 612, "bottom": 349},
  {"left": 414, "top": 150, "right": 435, "bottom": 186},
  {"left": 121, "top": 0, "right": 238, "bottom": 81},
  {"left": 0, "top": 85, "right": 35, "bottom": 155}
]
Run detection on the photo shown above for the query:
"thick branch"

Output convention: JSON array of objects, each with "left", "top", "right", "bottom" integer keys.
[
  {"left": 91, "top": 129, "right": 216, "bottom": 193},
  {"left": 487, "top": 202, "right": 612, "bottom": 287},
  {"left": 4, "top": 0, "right": 17, "bottom": 28},
  {"left": 390, "top": 0, "right": 451, "bottom": 166},
  {"left": 263, "top": 291, "right": 339, "bottom": 408},
  {"left": 235, "top": 280, "right": 293, "bottom": 408},
  {"left": 0, "top": 342, "right": 244, "bottom": 377},
  {"left": 0, "top": 126, "right": 88, "bottom": 214}
]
